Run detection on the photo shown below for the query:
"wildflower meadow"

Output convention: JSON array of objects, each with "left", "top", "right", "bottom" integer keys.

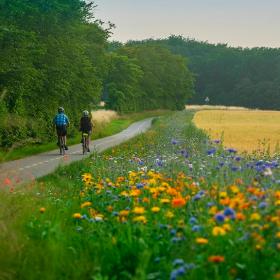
[{"left": 1, "top": 111, "right": 280, "bottom": 280}]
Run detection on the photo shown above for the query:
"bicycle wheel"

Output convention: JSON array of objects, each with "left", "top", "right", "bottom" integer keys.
[
  {"left": 82, "top": 133, "right": 88, "bottom": 155},
  {"left": 59, "top": 136, "right": 65, "bottom": 155}
]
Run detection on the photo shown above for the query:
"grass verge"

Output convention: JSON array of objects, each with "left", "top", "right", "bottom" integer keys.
[{"left": 1, "top": 111, "right": 279, "bottom": 279}]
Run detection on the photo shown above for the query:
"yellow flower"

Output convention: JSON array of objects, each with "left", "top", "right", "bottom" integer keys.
[
  {"left": 250, "top": 213, "right": 261, "bottom": 221},
  {"left": 222, "top": 223, "right": 231, "bottom": 232},
  {"left": 82, "top": 173, "right": 92, "bottom": 182},
  {"left": 209, "top": 206, "right": 218, "bottom": 215},
  {"left": 120, "top": 191, "right": 129, "bottom": 197},
  {"left": 133, "top": 215, "right": 147, "bottom": 223},
  {"left": 39, "top": 207, "right": 46, "bottom": 213},
  {"left": 275, "top": 200, "right": 280, "bottom": 206},
  {"left": 255, "top": 244, "right": 262, "bottom": 250},
  {"left": 160, "top": 198, "right": 170, "bottom": 204},
  {"left": 73, "top": 213, "right": 82, "bottom": 219},
  {"left": 196, "top": 238, "right": 208, "bottom": 244},
  {"left": 165, "top": 211, "right": 174, "bottom": 219},
  {"left": 230, "top": 185, "right": 239, "bottom": 194},
  {"left": 219, "top": 191, "right": 227, "bottom": 199},
  {"left": 133, "top": 207, "right": 145, "bottom": 215},
  {"left": 276, "top": 232, "right": 280, "bottom": 239},
  {"left": 81, "top": 201, "right": 92, "bottom": 208},
  {"left": 119, "top": 210, "right": 130, "bottom": 217},
  {"left": 151, "top": 207, "right": 160, "bottom": 213},
  {"left": 212, "top": 226, "right": 226, "bottom": 236}
]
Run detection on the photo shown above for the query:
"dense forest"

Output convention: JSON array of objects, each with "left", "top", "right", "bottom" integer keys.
[
  {"left": 127, "top": 36, "right": 280, "bottom": 110},
  {"left": 0, "top": 1, "right": 193, "bottom": 148}
]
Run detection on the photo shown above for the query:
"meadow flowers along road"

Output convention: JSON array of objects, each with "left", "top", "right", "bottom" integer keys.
[{"left": 1, "top": 111, "right": 280, "bottom": 280}]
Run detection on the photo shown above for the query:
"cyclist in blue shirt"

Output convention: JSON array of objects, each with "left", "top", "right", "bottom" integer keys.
[{"left": 53, "top": 107, "right": 70, "bottom": 150}]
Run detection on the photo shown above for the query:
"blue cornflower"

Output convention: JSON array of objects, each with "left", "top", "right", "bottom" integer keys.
[
  {"left": 215, "top": 213, "right": 225, "bottom": 223},
  {"left": 192, "top": 225, "right": 202, "bottom": 232},
  {"left": 172, "top": 259, "right": 185, "bottom": 267},
  {"left": 258, "top": 201, "right": 267, "bottom": 209},
  {"left": 136, "top": 183, "right": 144, "bottom": 189},
  {"left": 189, "top": 216, "right": 198, "bottom": 225},
  {"left": 227, "top": 148, "right": 237, "bottom": 153},
  {"left": 193, "top": 194, "right": 202, "bottom": 201},
  {"left": 224, "top": 207, "right": 235, "bottom": 218},
  {"left": 207, "top": 148, "right": 216, "bottom": 156}
]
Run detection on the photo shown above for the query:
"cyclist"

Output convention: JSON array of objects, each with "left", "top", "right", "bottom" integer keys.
[
  {"left": 53, "top": 107, "right": 70, "bottom": 150},
  {"left": 80, "top": 110, "right": 93, "bottom": 152}
]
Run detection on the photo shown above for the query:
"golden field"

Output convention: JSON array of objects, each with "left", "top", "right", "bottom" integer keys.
[{"left": 193, "top": 110, "right": 280, "bottom": 154}]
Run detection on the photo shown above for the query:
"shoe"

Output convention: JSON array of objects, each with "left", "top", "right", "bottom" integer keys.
[
  {"left": 87, "top": 148, "right": 90, "bottom": 152},
  {"left": 65, "top": 145, "right": 68, "bottom": 150}
]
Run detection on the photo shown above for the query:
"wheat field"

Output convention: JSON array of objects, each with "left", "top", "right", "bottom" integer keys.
[{"left": 193, "top": 110, "right": 280, "bottom": 154}]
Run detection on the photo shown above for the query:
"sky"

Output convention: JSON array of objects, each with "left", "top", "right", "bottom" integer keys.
[{"left": 94, "top": 0, "right": 280, "bottom": 48}]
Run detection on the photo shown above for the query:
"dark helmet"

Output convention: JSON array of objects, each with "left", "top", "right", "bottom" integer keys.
[{"left": 58, "top": 107, "right": 64, "bottom": 113}]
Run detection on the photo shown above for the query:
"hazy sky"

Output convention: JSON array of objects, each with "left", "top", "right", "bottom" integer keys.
[{"left": 94, "top": 0, "right": 280, "bottom": 48}]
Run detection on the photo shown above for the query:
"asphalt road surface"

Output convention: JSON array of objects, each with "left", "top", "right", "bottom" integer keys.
[{"left": 0, "top": 118, "right": 153, "bottom": 188}]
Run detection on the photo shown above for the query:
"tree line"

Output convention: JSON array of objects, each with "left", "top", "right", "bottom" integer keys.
[
  {"left": 0, "top": 1, "right": 193, "bottom": 148},
  {"left": 136, "top": 36, "right": 280, "bottom": 110}
]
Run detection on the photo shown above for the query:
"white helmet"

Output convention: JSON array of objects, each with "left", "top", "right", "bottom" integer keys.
[{"left": 83, "top": 110, "right": 89, "bottom": 116}]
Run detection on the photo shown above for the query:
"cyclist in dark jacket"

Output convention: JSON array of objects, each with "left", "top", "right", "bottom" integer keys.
[{"left": 80, "top": 110, "right": 93, "bottom": 152}]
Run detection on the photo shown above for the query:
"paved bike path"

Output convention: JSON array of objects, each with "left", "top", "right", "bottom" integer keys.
[{"left": 0, "top": 118, "right": 153, "bottom": 188}]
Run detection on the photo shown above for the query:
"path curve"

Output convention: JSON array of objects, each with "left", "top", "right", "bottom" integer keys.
[{"left": 0, "top": 118, "right": 153, "bottom": 188}]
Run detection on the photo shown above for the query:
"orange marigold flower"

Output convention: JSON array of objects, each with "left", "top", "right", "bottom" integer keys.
[
  {"left": 236, "top": 212, "right": 246, "bottom": 221},
  {"left": 208, "top": 255, "right": 225, "bottom": 263},
  {"left": 119, "top": 210, "right": 130, "bottom": 217},
  {"left": 196, "top": 238, "right": 208, "bottom": 244},
  {"left": 73, "top": 213, "right": 82, "bottom": 219},
  {"left": 172, "top": 197, "right": 186, "bottom": 208},
  {"left": 142, "top": 197, "right": 150, "bottom": 203}
]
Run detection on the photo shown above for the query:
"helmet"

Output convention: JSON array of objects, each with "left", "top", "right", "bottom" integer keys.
[
  {"left": 58, "top": 107, "right": 64, "bottom": 113},
  {"left": 83, "top": 110, "right": 89, "bottom": 116}
]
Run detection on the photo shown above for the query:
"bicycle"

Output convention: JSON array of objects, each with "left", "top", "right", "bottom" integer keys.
[
  {"left": 58, "top": 135, "right": 66, "bottom": 155},
  {"left": 82, "top": 132, "right": 89, "bottom": 154}
]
